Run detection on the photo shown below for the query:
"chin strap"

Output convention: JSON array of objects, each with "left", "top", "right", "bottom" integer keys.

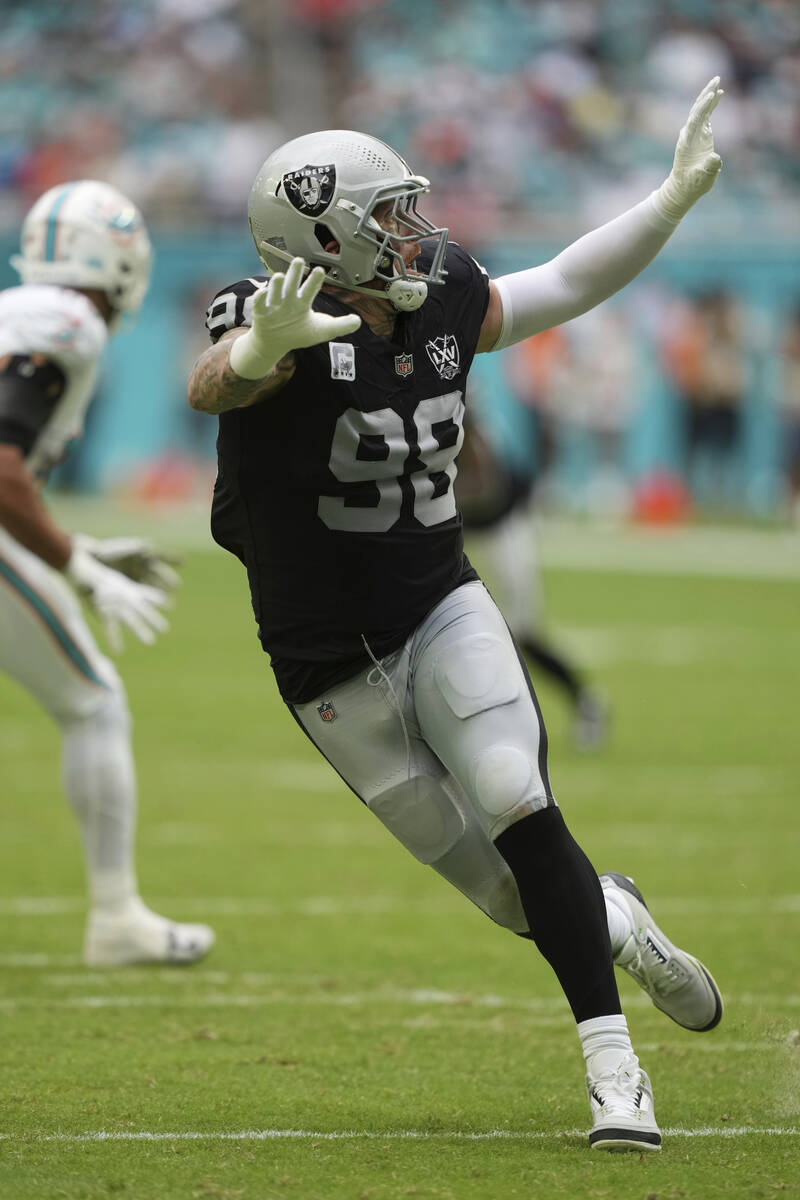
[
  {"left": 293, "top": 267, "right": 428, "bottom": 312},
  {"left": 257, "top": 241, "right": 428, "bottom": 311},
  {"left": 317, "top": 273, "right": 428, "bottom": 312}
]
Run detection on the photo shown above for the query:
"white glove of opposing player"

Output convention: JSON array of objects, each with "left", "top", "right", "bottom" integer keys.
[
  {"left": 66, "top": 537, "right": 170, "bottom": 653},
  {"left": 655, "top": 76, "right": 724, "bottom": 224},
  {"left": 228, "top": 256, "right": 362, "bottom": 380},
  {"left": 72, "top": 533, "right": 181, "bottom": 590}
]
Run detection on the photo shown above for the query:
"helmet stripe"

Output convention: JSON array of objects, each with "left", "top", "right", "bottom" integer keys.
[{"left": 43, "top": 183, "right": 77, "bottom": 262}]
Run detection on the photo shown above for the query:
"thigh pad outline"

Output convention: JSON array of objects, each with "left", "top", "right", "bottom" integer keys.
[{"left": 433, "top": 633, "right": 520, "bottom": 720}]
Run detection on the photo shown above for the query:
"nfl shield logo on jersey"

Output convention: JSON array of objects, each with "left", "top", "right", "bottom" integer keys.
[
  {"left": 425, "top": 333, "right": 460, "bottom": 381},
  {"left": 317, "top": 701, "right": 337, "bottom": 723},
  {"left": 394, "top": 353, "right": 414, "bottom": 377}
]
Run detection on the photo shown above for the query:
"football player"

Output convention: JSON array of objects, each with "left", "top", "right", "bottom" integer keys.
[
  {"left": 0, "top": 180, "right": 214, "bottom": 965},
  {"left": 188, "top": 80, "right": 725, "bottom": 1149}
]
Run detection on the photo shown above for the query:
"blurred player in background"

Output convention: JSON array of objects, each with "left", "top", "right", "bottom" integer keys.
[
  {"left": 660, "top": 288, "right": 746, "bottom": 512},
  {"left": 456, "top": 354, "right": 609, "bottom": 750},
  {"left": 0, "top": 181, "right": 214, "bottom": 966},
  {"left": 189, "top": 81, "right": 726, "bottom": 1150},
  {"left": 780, "top": 304, "right": 800, "bottom": 525}
]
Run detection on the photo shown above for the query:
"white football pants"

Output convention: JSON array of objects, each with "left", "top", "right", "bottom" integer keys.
[
  {"left": 0, "top": 527, "right": 137, "bottom": 909},
  {"left": 292, "top": 580, "right": 557, "bottom": 934}
]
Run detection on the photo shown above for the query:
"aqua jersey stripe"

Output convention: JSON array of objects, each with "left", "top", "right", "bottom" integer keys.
[
  {"left": 44, "top": 184, "right": 76, "bottom": 262},
  {"left": 0, "top": 558, "right": 108, "bottom": 688}
]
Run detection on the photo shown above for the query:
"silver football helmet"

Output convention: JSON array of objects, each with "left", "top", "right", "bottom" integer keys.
[
  {"left": 11, "top": 180, "right": 152, "bottom": 314},
  {"left": 247, "top": 130, "right": 449, "bottom": 312}
]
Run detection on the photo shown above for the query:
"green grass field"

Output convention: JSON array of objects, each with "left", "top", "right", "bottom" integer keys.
[{"left": 1, "top": 508, "right": 798, "bottom": 1199}]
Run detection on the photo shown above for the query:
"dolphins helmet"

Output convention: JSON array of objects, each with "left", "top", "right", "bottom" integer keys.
[{"left": 11, "top": 180, "right": 152, "bottom": 313}]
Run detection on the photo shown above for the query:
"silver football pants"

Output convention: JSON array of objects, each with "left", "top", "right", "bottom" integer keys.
[{"left": 292, "top": 580, "right": 556, "bottom": 934}]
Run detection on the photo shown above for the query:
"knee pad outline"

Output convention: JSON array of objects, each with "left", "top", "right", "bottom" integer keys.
[
  {"left": 368, "top": 775, "right": 465, "bottom": 865},
  {"left": 473, "top": 743, "right": 536, "bottom": 818},
  {"left": 59, "top": 676, "right": 130, "bottom": 731}
]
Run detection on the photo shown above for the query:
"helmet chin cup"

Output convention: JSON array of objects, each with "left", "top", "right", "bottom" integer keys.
[{"left": 386, "top": 276, "right": 427, "bottom": 311}]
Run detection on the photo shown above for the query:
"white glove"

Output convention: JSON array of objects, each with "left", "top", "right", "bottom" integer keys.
[
  {"left": 654, "top": 76, "right": 724, "bottom": 225},
  {"left": 66, "top": 538, "right": 170, "bottom": 653},
  {"left": 228, "top": 256, "right": 362, "bottom": 380},
  {"left": 72, "top": 533, "right": 180, "bottom": 591}
]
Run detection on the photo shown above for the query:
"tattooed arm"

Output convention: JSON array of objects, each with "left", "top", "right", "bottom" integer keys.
[{"left": 187, "top": 328, "right": 296, "bottom": 415}]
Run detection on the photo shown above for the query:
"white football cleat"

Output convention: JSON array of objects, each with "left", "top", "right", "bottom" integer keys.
[
  {"left": 84, "top": 897, "right": 215, "bottom": 966},
  {"left": 586, "top": 1049, "right": 661, "bottom": 1152},
  {"left": 601, "top": 872, "right": 723, "bottom": 1032}
]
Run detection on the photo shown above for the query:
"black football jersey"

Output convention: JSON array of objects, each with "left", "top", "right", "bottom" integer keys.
[{"left": 205, "top": 241, "right": 490, "bottom": 703}]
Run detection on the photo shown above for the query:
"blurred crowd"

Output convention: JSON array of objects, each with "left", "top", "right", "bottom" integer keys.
[
  {"left": 466, "top": 287, "right": 800, "bottom": 522},
  {"left": 340, "top": 0, "right": 800, "bottom": 241},
  {"left": 0, "top": 0, "right": 284, "bottom": 230},
  {"left": 1, "top": 0, "right": 799, "bottom": 238},
  {"left": 2, "top": 0, "right": 799, "bottom": 521}
]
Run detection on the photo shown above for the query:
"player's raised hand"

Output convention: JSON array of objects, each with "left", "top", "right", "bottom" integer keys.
[
  {"left": 66, "top": 539, "right": 170, "bottom": 653},
  {"left": 229, "top": 257, "right": 361, "bottom": 380},
  {"left": 655, "top": 76, "right": 724, "bottom": 224}
]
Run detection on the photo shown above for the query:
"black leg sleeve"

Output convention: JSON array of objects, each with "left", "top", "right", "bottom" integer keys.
[
  {"left": 519, "top": 634, "right": 583, "bottom": 702},
  {"left": 495, "top": 807, "right": 621, "bottom": 1023}
]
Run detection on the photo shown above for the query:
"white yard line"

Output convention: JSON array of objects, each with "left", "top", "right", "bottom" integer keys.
[
  {"left": 48, "top": 499, "right": 800, "bottom": 581},
  {"left": 0, "top": 993, "right": 560, "bottom": 1011},
  {"left": 0, "top": 954, "right": 81, "bottom": 967},
  {"left": 1, "top": 893, "right": 799, "bottom": 918},
  {"left": 401, "top": 1022, "right": 783, "bottom": 1050},
  {"left": 0, "top": 1126, "right": 795, "bottom": 1143},
  {"left": 636, "top": 1041, "right": 774, "bottom": 1053},
  {"left": 553, "top": 627, "right": 800, "bottom": 668},
  {"left": 1, "top": 989, "right": 799, "bottom": 1013},
  {"left": 176, "top": 759, "right": 797, "bottom": 794},
  {"left": 536, "top": 519, "right": 800, "bottom": 581}
]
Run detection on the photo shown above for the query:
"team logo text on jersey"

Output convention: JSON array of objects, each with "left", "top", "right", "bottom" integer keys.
[
  {"left": 282, "top": 164, "right": 336, "bottom": 217},
  {"left": 425, "top": 333, "right": 460, "bottom": 381},
  {"left": 394, "top": 353, "right": 414, "bottom": 377},
  {"left": 317, "top": 701, "right": 337, "bottom": 722},
  {"left": 329, "top": 341, "right": 356, "bottom": 381}
]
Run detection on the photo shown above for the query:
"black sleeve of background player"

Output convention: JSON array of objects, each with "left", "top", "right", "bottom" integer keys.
[{"left": 0, "top": 355, "right": 66, "bottom": 455}]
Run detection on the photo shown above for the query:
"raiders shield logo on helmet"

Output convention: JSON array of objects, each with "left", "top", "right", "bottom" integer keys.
[
  {"left": 282, "top": 164, "right": 336, "bottom": 217},
  {"left": 425, "top": 333, "right": 460, "bottom": 381}
]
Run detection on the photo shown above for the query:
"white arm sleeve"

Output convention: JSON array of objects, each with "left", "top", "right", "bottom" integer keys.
[{"left": 491, "top": 191, "right": 677, "bottom": 351}]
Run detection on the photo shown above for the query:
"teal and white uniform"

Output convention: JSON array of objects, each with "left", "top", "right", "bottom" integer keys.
[{"left": 0, "top": 284, "right": 120, "bottom": 713}]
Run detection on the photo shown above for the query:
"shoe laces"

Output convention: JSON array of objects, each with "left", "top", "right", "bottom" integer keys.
[
  {"left": 589, "top": 1056, "right": 644, "bottom": 1120},
  {"left": 628, "top": 938, "right": 688, "bottom": 996}
]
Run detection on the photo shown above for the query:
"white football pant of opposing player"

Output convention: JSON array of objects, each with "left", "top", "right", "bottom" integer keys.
[{"left": 0, "top": 179, "right": 214, "bottom": 965}]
